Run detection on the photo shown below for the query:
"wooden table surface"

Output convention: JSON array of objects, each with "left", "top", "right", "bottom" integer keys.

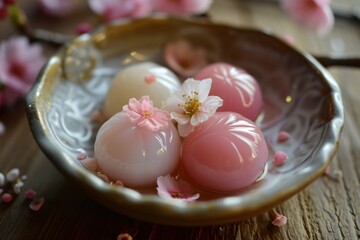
[{"left": 1, "top": 0, "right": 360, "bottom": 239}]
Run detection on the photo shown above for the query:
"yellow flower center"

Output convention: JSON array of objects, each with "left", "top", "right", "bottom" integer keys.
[
  {"left": 143, "top": 111, "right": 151, "bottom": 117},
  {"left": 179, "top": 91, "right": 201, "bottom": 117}
]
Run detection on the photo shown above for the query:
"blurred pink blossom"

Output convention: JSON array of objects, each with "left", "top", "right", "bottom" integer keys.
[
  {"left": 88, "top": 0, "right": 153, "bottom": 22},
  {"left": 38, "top": 0, "right": 77, "bottom": 17},
  {"left": 157, "top": 175, "right": 200, "bottom": 202},
  {"left": 280, "top": 0, "right": 334, "bottom": 35},
  {"left": 164, "top": 39, "right": 208, "bottom": 77},
  {"left": 0, "top": 36, "right": 46, "bottom": 108},
  {"left": 153, "top": 0, "right": 213, "bottom": 15}
]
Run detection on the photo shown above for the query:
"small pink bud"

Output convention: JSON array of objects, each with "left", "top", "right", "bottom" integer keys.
[
  {"left": 274, "top": 151, "right": 288, "bottom": 166},
  {"left": 278, "top": 131, "right": 290, "bottom": 142},
  {"left": 25, "top": 189, "right": 37, "bottom": 200},
  {"left": 29, "top": 197, "right": 45, "bottom": 211},
  {"left": 2, "top": 193, "right": 13, "bottom": 203}
]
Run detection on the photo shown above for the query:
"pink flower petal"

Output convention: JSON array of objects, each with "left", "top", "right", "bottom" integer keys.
[
  {"left": 29, "top": 197, "right": 45, "bottom": 211},
  {"left": 1, "top": 193, "right": 13, "bottom": 203},
  {"left": 278, "top": 131, "right": 290, "bottom": 142},
  {"left": 272, "top": 210, "right": 287, "bottom": 227},
  {"left": 25, "top": 189, "right": 37, "bottom": 200},
  {"left": 274, "top": 151, "right": 288, "bottom": 166},
  {"left": 144, "top": 74, "right": 156, "bottom": 84},
  {"left": 76, "top": 152, "right": 88, "bottom": 160},
  {"left": 157, "top": 175, "right": 200, "bottom": 202}
]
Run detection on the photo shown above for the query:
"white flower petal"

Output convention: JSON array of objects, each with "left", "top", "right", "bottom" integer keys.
[
  {"left": 190, "top": 112, "right": 209, "bottom": 126},
  {"left": 202, "top": 96, "right": 223, "bottom": 114},
  {"left": 197, "top": 78, "right": 212, "bottom": 101},
  {"left": 178, "top": 122, "right": 195, "bottom": 137},
  {"left": 166, "top": 93, "right": 184, "bottom": 112},
  {"left": 171, "top": 112, "right": 189, "bottom": 125},
  {"left": 182, "top": 78, "right": 200, "bottom": 97}
]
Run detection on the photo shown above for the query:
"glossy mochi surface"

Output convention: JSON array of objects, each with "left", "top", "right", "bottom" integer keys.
[
  {"left": 195, "top": 63, "right": 263, "bottom": 121},
  {"left": 94, "top": 112, "right": 181, "bottom": 187},
  {"left": 182, "top": 112, "right": 268, "bottom": 192},
  {"left": 104, "top": 62, "right": 181, "bottom": 118}
]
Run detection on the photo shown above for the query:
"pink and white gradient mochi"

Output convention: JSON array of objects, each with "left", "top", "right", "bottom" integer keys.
[
  {"left": 94, "top": 112, "right": 181, "bottom": 187},
  {"left": 181, "top": 112, "right": 268, "bottom": 192},
  {"left": 195, "top": 62, "right": 263, "bottom": 121}
]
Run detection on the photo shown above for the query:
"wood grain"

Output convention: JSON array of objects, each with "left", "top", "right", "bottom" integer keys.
[{"left": 1, "top": 0, "right": 360, "bottom": 239}]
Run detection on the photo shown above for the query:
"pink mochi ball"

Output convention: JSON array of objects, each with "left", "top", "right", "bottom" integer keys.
[
  {"left": 195, "top": 62, "right": 263, "bottom": 121},
  {"left": 94, "top": 112, "right": 181, "bottom": 187},
  {"left": 182, "top": 112, "right": 268, "bottom": 192}
]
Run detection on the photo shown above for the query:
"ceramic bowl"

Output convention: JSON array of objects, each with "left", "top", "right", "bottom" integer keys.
[{"left": 26, "top": 16, "right": 344, "bottom": 226}]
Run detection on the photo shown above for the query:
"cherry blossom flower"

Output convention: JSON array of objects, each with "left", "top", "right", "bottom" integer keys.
[
  {"left": 37, "top": 0, "right": 77, "bottom": 17},
  {"left": 157, "top": 175, "right": 200, "bottom": 202},
  {"left": 0, "top": 36, "right": 46, "bottom": 108},
  {"left": 153, "top": 0, "right": 213, "bottom": 15},
  {"left": 272, "top": 210, "right": 287, "bottom": 227},
  {"left": 166, "top": 78, "right": 223, "bottom": 137},
  {"left": 123, "top": 96, "right": 170, "bottom": 132},
  {"left": 280, "top": 0, "right": 334, "bottom": 35},
  {"left": 88, "top": 0, "right": 152, "bottom": 22},
  {"left": 164, "top": 39, "right": 208, "bottom": 77}
]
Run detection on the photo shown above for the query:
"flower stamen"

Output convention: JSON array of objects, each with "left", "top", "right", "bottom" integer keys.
[{"left": 179, "top": 93, "right": 202, "bottom": 117}]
